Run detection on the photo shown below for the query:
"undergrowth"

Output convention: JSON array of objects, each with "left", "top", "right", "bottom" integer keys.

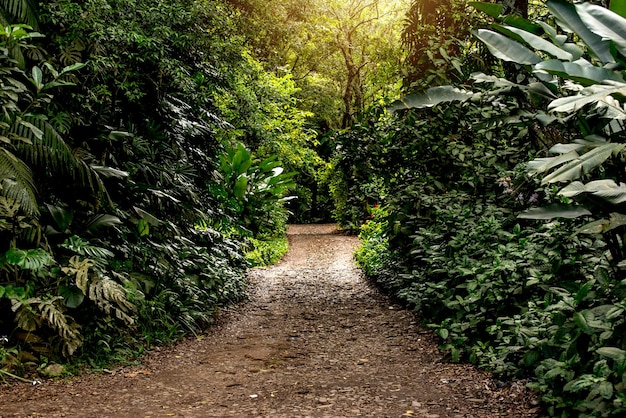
[{"left": 245, "top": 237, "right": 290, "bottom": 267}]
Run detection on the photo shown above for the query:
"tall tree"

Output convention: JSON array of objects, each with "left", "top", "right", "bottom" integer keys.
[{"left": 230, "top": 0, "right": 408, "bottom": 129}]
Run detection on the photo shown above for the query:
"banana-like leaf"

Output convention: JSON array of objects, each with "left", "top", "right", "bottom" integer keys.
[
  {"left": 527, "top": 150, "right": 579, "bottom": 176},
  {"left": 549, "top": 83, "right": 626, "bottom": 113},
  {"left": 495, "top": 25, "right": 573, "bottom": 60},
  {"left": 547, "top": 0, "right": 614, "bottom": 63},
  {"left": 469, "top": 2, "right": 503, "bottom": 18},
  {"left": 559, "top": 180, "right": 626, "bottom": 204},
  {"left": 388, "top": 86, "right": 475, "bottom": 112},
  {"left": 596, "top": 95, "right": 626, "bottom": 120},
  {"left": 469, "top": 2, "right": 542, "bottom": 33},
  {"left": 473, "top": 29, "right": 542, "bottom": 65},
  {"left": 541, "top": 143, "right": 625, "bottom": 184},
  {"left": 577, "top": 2, "right": 626, "bottom": 58},
  {"left": 537, "top": 21, "right": 568, "bottom": 46},
  {"left": 501, "top": 15, "right": 543, "bottom": 34},
  {"left": 518, "top": 203, "right": 591, "bottom": 219},
  {"left": 576, "top": 218, "right": 609, "bottom": 234},
  {"left": 535, "top": 60, "right": 624, "bottom": 86},
  {"left": 233, "top": 175, "right": 248, "bottom": 199},
  {"left": 91, "top": 165, "right": 129, "bottom": 178}
]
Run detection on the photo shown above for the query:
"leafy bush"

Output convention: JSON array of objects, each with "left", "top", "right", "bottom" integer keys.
[
  {"left": 354, "top": 1, "right": 626, "bottom": 416},
  {"left": 213, "top": 143, "right": 296, "bottom": 238},
  {"left": 245, "top": 237, "right": 289, "bottom": 267},
  {"left": 0, "top": 1, "right": 255, "bottom": 375}
]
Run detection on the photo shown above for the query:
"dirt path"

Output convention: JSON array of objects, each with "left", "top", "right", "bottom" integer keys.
[{"left": 0, "top": 224, "right": 540, "bottom": 417}]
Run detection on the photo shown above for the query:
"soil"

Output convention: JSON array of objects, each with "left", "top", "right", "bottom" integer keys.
[{"left": 0, "top": 224, "right": 542, "bottom": 418}]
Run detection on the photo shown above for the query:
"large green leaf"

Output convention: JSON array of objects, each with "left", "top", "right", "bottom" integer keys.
[
  {"left": 388, "top": 86, "right": 475, "bottom": 112},
  {"left": 495, "top": 25, "right": 573, "bottom": 60},
  {"left": 527, "top": 151, "right": 579, "bottom": 176},
  {"left": 4, "top": 247, "right": 53, "bottom": 270},
  {"left": 547, "top": 0, "right": 614, "bottom": 63},
  {"left": 59, "top": 284, "right": 84, "bottom": 309},
  {"left": 468, "top": 1, "right": 503, "bottom": 18},
  {"left": 537, "top": 21, "right": 568, "bottom": 47},
  {"left": 518, "top": 204, "right": 591, "bottom": 219},
  {"left": 597, "top": 346, "right": 626, "bottom": 362},
  {"left": 542, "top": 143, "right": 625, "bottom": 184},
  {"left": 83, "top": 214, "right": 122, "bottom": 232},
  {"left": 233, "top": 175, "right": 248, "bottom": 199},
  {"left": 559, "top": 180, "right": 626, "bottom": 204},
  {"left": 574, "top": 310, "right": 595, "bottom": 334},
  {"left": 473, "top": 29, "right": 542, "bottom": 65},
  {"left": 133, "top": 206, "right": 162, "bottom": 226},
  {"left": 549, "top": 83, "right": 626, "bottom": 114},
  {"left": 45, "top": 203, "right": 73, "bottom": 233},
  {"left": 535, "top": 60, "right": 624, "bottom": 86},
  {"left": 501, "top": 15, "right": 543, "bottom": 34},
  {"left": 469, "top": 1, "right": 542, "bottom": 33},
  {"left": 577, "top": 2, "right": 626, "bottom": 58},
  {"left": 91, "top": 166, "right": 128, "bottom": 179},
  {"left": 577, "top": 213, "right": 626, "bottom": 234}
]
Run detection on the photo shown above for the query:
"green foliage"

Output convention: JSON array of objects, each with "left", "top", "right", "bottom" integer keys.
[
  {"left": 245, "top": 236, "right": 289, "bottom": 267},
  {"left": 0, "top": 0, "right": 254, "bottom": 376},
  {"left": 230, "top": 0, "right": 407, "bottom": 130},
  {"left": 212, "top": 52, "right": 325, "bottom": 223},
  {"left": 350, "top": 1, "right": 626, "bottom": 417},
  {"left": 402, "top": 0, "right": 496, "bottom": 90},
  {"left": 214, "top": 143, "right": 296, "bottom": 237},
  {"left": 354, "top": 205, "right": 391, "bottom": 277}
]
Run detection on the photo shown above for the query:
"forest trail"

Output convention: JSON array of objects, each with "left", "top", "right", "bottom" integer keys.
[{"left": 0, "top": 224, "right": 539, "bottom": 418}]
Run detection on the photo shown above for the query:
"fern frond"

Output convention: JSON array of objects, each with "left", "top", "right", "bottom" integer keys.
[
  {"left": 11, "top": 116, "right": 74, "bottom": 174},
  {"left": 0, "top": 147, "right": 38, "bottom": 215}
]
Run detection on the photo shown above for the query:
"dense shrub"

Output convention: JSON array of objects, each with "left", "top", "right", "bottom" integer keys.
[{"left": 351, "top": 2, "right": 626, "bottom": 416}]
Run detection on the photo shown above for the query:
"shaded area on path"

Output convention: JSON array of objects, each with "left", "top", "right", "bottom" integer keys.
[{"left": 0, "top": 224, "right": 540, "bottom": 417}]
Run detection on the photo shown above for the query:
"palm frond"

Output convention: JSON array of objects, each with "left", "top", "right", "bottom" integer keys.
[
  {"left": 12, "top": 116, "right": 114, "bottom": 207},
  {"left": 0, "top": 147, "right": 38, "bottom": 215},
  {"left": 11, "top": 116, "right": 75, "bottom": 173},
  {"left": 0, "top": 0, "right": 40, "bottom": 28}
]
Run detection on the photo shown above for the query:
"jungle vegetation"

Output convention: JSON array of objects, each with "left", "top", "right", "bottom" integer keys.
[{"left": 2, "top": 0, "right": 626, "bottom": 416}]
